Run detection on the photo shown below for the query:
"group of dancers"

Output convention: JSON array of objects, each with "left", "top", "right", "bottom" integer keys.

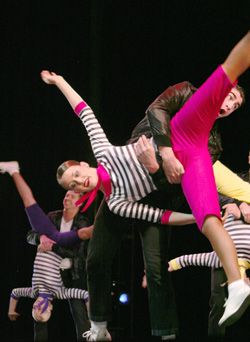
[{"left": 1, "top": 30, "right": 250, "bottom": 341}]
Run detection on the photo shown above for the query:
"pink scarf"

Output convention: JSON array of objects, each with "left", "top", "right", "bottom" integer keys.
[{"left": 75, "top": 164, "right": 111, "bottom": 212}]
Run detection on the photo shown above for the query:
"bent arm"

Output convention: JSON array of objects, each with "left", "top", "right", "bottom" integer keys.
[
  {"left": 146, "top": 82, "right": 196, "bottom": 184},
  {"left": 146, "top": 82, "right": 196, "bottom": 146},
  {"left": 213, "top": 160, "right": 250, "bottom": 204},
  {"left": 25, "top": 204, "right": 80, "bottom": 247},
  {"left": 8, "top": 295, "right": 20, "bottom": 321},
  {"left": 11, "top": 287, "right": 34, "bottom": 299}
]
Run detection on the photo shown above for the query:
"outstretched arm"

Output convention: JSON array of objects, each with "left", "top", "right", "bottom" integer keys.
[
  {"left": 168, "top": 254, "right": 249, "bottom": 281},
  {"left": 213, "top": 160, "right": 250, "bottom": 204},
  {"left": 107, "top": 197, "right": 195, "bottom": 226},
  {"left": 40, "top": 71, "right": 83, "bottom": 110},
  {"left": 168, "top": 251, "right": 221, "bottom": 272},
  {"left": 57, "top": 288, "right": 89, "bottom": 302},
  {"left": 41, "top": 70, "right": 111, "bottom": 159},
  {"left": 9, "top": 171, "right": 81, "bottom": 246}
]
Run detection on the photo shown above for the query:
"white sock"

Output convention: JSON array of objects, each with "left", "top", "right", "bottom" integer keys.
[
  {"left": 91, "top": 321, "right": 107, "bottom": 331},
  {"left": 9, "top": 169, "right": 20, "bottom": 176},
  {"left": 228, "top": 279, "right": 244, "bottom": 292}
]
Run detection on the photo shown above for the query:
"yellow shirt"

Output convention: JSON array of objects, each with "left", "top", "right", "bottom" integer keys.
[{"left": 213, "top": 160, "right": 250, "bottom": 204}]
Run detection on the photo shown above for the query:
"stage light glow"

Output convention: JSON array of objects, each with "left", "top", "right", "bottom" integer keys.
[{"left": 118, "top": 293, "right": 130, "bottom": 304}]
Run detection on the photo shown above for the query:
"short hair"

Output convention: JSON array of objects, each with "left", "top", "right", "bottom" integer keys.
[
  {"left": 235, "top": 84, "right": 246, "bottom": 106},
  {"left": 56, "top": 160, "right": 80, "bottom": 184},
  {"left": 32, "top": 307, "right": 52, "bottom": 322}
]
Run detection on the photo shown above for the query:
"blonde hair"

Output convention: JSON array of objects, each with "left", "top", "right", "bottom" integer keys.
[
  {"left": 32, "top": 307, "right": 52, "bottom": 322},
  {"left": 32, "top": 297, "right": 53, "bottom": 322}
]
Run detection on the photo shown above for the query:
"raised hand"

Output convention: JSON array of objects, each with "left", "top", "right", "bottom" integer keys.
[{"left": 40, "top": 70, "right": 62, "bottom": 85}]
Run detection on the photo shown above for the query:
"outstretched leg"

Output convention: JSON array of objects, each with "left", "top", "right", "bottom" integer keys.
[
  {"left": 0, "top": 161, "right": 79, "bottom": 246},
  {"left": 222, "top": 31, "right": 250, "bottom": 83},
  {"left": 0, "top": 162, "right": 36, "bottom": 208},
  {"left": 170, "top": 31, "right": 250, "bottom": 328},
  {"left": 171, "top": 31, "right": 250, "bottom": 149}
]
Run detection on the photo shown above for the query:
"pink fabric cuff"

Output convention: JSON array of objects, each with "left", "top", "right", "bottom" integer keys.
[
  {"left": 74, "top": 101, "right": 88, "bottom": 116},
  {"left": 161, "top": 210, "right": 173, "bottom": 225}
]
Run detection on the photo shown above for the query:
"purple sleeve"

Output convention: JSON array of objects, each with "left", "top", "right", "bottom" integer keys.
[{"left": 25, "top": 204, "right": 80, "bottom": 247}]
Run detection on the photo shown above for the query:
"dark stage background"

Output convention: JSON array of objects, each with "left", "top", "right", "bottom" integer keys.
[{"left": 1, "top": 1, "right": 250, "bottom": 341}]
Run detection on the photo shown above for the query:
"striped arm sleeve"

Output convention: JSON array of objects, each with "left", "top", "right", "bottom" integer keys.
[
  {"left": 11, "top": 287, "right": 35, "bottom": 299},
  {"left": 108, "top": 198, "right": 164, "bottom": 223},
  {"left": 174, "top": 251, "right": 221, "bottom": 269},
  {"left": 57, "top": 288, "right": 89, "bottom": 302},
  {"left": 77, "top": 105, "right": 111, "bottom": 159}
]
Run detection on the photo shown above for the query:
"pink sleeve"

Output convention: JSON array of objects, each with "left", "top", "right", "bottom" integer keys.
[
  {"left": 161, "top": 210, "right": 173, "bottom": 225},
  {"left": 74, "top": 101, "right": 88, "bottom": 116}
]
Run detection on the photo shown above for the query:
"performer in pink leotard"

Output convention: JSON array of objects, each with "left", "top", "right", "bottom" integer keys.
[{"left": 171, "top": 65, "right": 235, "bottom": 230}]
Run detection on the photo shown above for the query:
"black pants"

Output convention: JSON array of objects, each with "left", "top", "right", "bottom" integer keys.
[
  {"left": 208, "top": 268, "right": 227, "bottom": 339},
  {"left": 87, "top": 192, "right": 179, "bottom": 337}
]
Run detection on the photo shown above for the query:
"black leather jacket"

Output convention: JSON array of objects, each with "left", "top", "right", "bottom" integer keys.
[
  {"left": 129, "top": 81, "right": 223, "bottom": 164},
  {"left": 27, "top": 210, "right": 89, "bottom": 285}
]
